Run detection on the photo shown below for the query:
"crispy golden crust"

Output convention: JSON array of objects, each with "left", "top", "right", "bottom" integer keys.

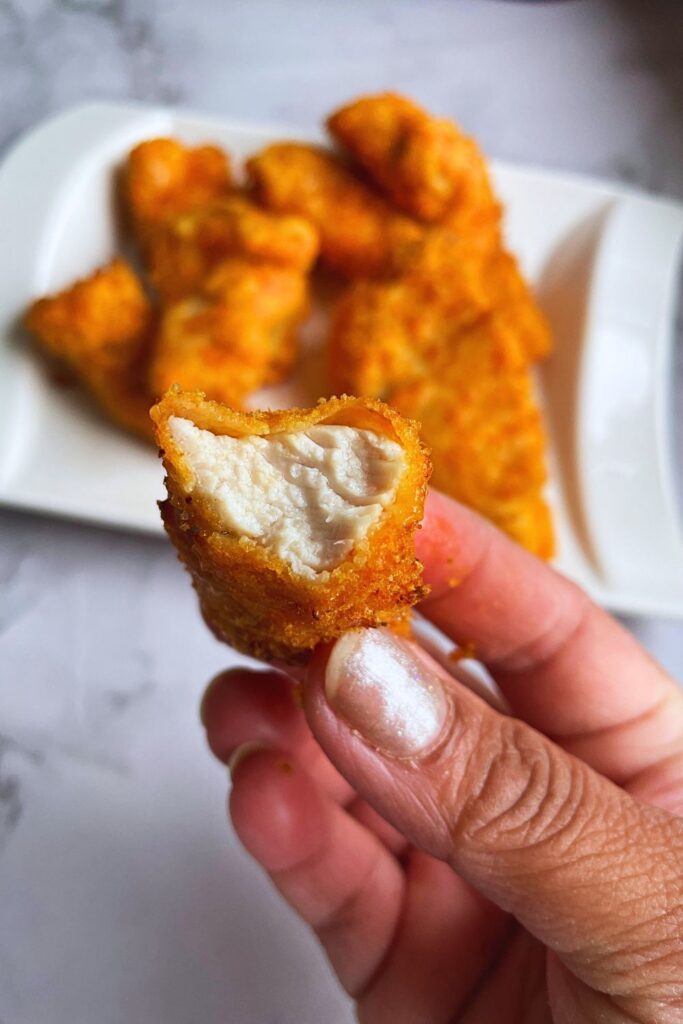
[
  {"left": 144, "top": 194, "right": 319, "bottom": 302},
  {"left": 149, "top": 260, "right": 308, "bottom": 406},
  {"left": 122, "top": 138, "right": 232, "bottom": 239},
  {"left": 484, "top": 493, "right": 555, "bottom": 561},
  {"left": 24, "top": 260, "right": 155, "bottom": 439},
  {"left": 330, "top": 277, "right": 440, "bottom": 399},
  {"left": 328, "top": 233, "right": 486, "bottom": 397},
  {"left": 328, "top": 92, "right": 501, "bottom": 228},
  {"left": 329, "top": 227, "right": 549, "bottom": 398},
  {"left": 247, "top": 142, "right": 423, "bottom": 278},
  {"left": 488, "top": 252, "right": 552, "bottom": 362},
  {"left": 151, "top": 390, "right": 431, "bottom": 662},
  {"left": 389, "top": 325, "right": 553, "bottom": 558}
]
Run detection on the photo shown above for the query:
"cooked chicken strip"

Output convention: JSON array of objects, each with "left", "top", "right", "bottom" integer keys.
[
  {"left": 153, "top": 391, "right": 430, "bottom": 662},
  {"left": 247, "top": 142, "right": 423, "bottom": 278}
]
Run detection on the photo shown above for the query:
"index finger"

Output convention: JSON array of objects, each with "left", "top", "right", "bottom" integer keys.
[{"left": 415, "top": 490, "right": 683, "bottom": 784}]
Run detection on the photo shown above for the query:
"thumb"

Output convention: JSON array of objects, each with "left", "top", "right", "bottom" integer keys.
[{"left": 304, "top": 629, "right": 683, "bottom": 1007}]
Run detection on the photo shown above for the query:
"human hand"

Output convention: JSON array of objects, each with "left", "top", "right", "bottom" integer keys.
[{"left": 202, "top": 491, "right": 683, "bottom": 1023}]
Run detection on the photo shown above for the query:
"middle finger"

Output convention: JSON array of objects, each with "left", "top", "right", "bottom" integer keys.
[{"left": 201, "top": 667, "right": 354, "bottom": 804}]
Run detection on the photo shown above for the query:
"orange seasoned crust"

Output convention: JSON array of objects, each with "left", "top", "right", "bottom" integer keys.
[
  {"left": 389, "top": 328, "right": 553, "bottom": 559},
  {"left": 122, "top": 137, "right": 232, "bottom": 239},
  {"left": 329, "top": 228, "right": 551, "bottom": 398},
  {"left": 247, "top": 142, "right": 423, "bottom": 278},
  {"left": 488, "top": 251, "right": 552, "bottom": 362},
  {"left": 328, "top": 92, "right": 501, "bottom": 230},
  {"left": 24, "top": 259, "right": 155, "bottom": 439},
  {"left": 149, "top": 260, "right": 308, "bottom": 406},
  {"left": 144, "top": 194, "right": 319, "bottom": 301},
  {"left": 152, "top": 390, "right": 431, "bottom": 662}
]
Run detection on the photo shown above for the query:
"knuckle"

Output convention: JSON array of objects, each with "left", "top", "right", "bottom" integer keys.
[{"left": 438, "top": 714, "right": 593, "bottom": 859}]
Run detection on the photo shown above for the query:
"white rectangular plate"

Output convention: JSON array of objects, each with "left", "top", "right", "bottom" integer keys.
[{"left": 1, "top": 102, "right": 682, "bottom": 617}]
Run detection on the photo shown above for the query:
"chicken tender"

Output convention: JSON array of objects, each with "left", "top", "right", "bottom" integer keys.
[
  {"left": 122, "top": 137, "right": 232, "bottom": 240},
  {"left": 329, "top": 228, "right": 492, "bottom": 397},
  {"left": 395, "top": 234, "right": 551, "bottom": 363},
  {"left": 485, "top": 493, "right": 555, "bottom": 562},
  {"left": 488, "top": 251, "right": 552, "bottom": 362},
  {"left": 247, "top": 143, "right": 423, "bottom": 278},
  {"left": 329, "top": 228, "right": 547, "bottom": 398},
  {"left": 330, "top": 277, "right": 441, "bottom": 399},
  {"left": 152, "top": 390, "right": 430, "bottom": 662},
  {"left": 145, "top": 194, "right": 319, "bottom": 301},
  {"left": 24, "top": 259, "right": 155, "bottom": 439},
  {"left": 389, "top": 321, "right": 553, "bottom": 558},
  {"left": 328, "top": 92, "right": 501, "bottom": 232},
  {"left": 149, "top": 260, "right": 308, "bottom": 406}
]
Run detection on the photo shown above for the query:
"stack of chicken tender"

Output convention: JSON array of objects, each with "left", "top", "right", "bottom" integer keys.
[
  {"left": 24, "top": 93, "right": 553, "bottom": 558},
  {"left": 25, "top": 138, "right": 318, "bottom": 441},
  {"left": 248, "top": 94, "right": 552, "bottom": 557}
]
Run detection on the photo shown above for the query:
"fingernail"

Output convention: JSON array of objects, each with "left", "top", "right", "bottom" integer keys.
[
  {"left": 325, "top": 629, "right": 450, "bottom": 759},
  {"left": 228, "top": 741, "right": 270, "bottom": 779}
]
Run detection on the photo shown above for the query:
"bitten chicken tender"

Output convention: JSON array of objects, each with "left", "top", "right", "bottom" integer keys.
[
  {"left": 152, "top": 390, "right": 431, "bottom": 662},
  {"left": 145, "top": 194, "right": 319, "bottom": 301},
  {"left": 247, "top": 143, "right": 423, "bottom": 278},
  {"left": 328, "top": 92, "right": 501, "bottom": 231},
  {"left": 24, "top": 259, "right": 155, "bottom": 439},
  {"left": 389, "top": 321, "right": 553, "bottom": 558},
  {"left": 149, "top": 260, "right": 308, "bottom": 406},
  {"left": 122, "top": 137, "right": 232, "bottom": 240}
]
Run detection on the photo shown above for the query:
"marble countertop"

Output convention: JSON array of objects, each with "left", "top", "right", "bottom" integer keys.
[{"left": 1, "top": 1, "right": 682, "bottom": 1021}]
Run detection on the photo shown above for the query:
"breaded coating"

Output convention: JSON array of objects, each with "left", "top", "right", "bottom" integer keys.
[
  {"left": 328, "top": 92, "right": 501, "bottom": 230},
  {"left": 488, "top": 251, "right": 552, "bottom": 362},
  {"left": 330, "top": 276, "right": 443, "bottom": 399},
  {"left": 329, "top": 229, "right": 489, "bottom": 397},
  {"left": 149, "top": 260, "right": 308, "bottom": 406},
  {"left": 145, "top": 194, "right": 319, "bottom": 301},
  {"left": 122, "top": 137, "right": 232, "bottom": 239},
  {"left": 24, "top": 259, "right": 155, "bottom": 439},
  {"left": 329, "top": 228, "right": 548, "bottom": 398},
  {"left": 247, "top": 143, "right": 423, "bottom": 278},
  {"left": 485, "top": 494, "right": 555, "bottom": 562},
  {"left": 152, "top": 390, "right": 430, "bottom": 662},
  {"left": 389, "top": 320, "right": 553, "bottom": 558}
]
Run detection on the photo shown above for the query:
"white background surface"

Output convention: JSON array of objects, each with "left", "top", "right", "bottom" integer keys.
[{"left": 1, "top": 2, "right": 682, "bottom": 1022}]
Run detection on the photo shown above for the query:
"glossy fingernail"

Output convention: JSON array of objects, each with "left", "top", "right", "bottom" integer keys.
[
  {"left": 228, "top": 741, "right": 270, "bottom": 779},
  {"left": 325, "top": 629, "right": 450, "bottom": 759}
]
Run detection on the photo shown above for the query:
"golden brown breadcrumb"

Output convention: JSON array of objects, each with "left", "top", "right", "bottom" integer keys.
[
  {"left": 24, "top": 259, "right": 155, "bottom": 439},
  {"left": 148, "top": 260, "right": 308, "bottom": 406},
  {"left": 488, "top": 251, "right": 552, "bottom": 362},
  {"left": 328, "top": 92, "right": 501, "bottom": 230},
  {"left": 144, "top": 194, "right": 319, "bottom": 301},
  {"left": 247, "top": 142, "right": 423, "bottom": 278},
  {"left": 329, "top": 227, "right": 550, "bottom": 398},
  {"left": 152, "top": 390, "right": 431, "bottom": 662},
  {"left": 389, "top": 323, "right": 553, "bottom": 558},
  {"left": 122, "top": 137, "right": 232, "bottom": 240}
]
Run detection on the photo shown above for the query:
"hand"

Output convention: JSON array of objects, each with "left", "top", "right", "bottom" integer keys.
[{"left": 201, "top": 491, "right": 683, "bottom": 1023}]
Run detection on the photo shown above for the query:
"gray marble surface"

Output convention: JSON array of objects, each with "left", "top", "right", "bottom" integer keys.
[{"left": 1, "top": 1, "right": 682, "bottom": 1021}]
